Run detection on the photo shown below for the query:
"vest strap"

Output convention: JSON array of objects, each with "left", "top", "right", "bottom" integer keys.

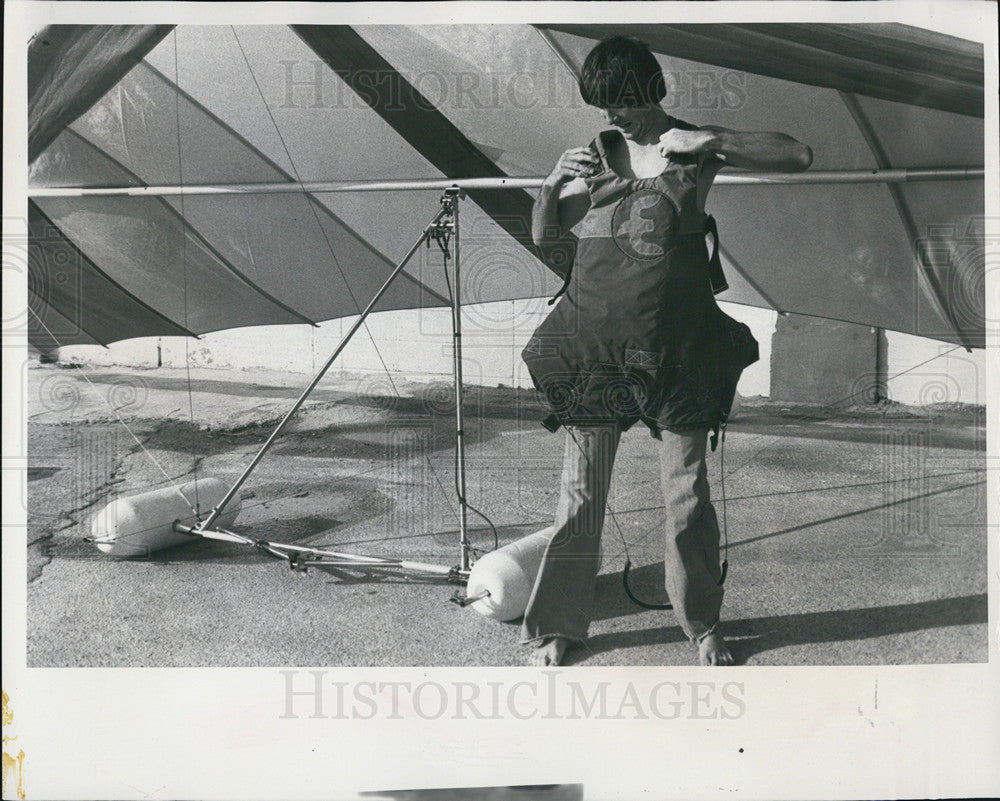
[
  {"left": 705, "top": 214, "right": 729, "bottom": 295},
  {"left": 547, "top": 274, "right": 571, "bottom": 305}
]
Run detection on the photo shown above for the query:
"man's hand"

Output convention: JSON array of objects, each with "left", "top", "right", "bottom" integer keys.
[
  {"left": 545, "top": 146, "right": 600, "bottom": 187},
  {"left": 533, "top": 148, "right": 594, "bottom": 248}
]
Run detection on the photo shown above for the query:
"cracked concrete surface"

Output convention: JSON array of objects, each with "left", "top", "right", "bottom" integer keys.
[{"left": 23, "top": 362, "right": 990, "bottom": 667}]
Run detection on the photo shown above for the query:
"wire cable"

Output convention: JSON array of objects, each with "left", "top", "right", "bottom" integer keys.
[
  {"left": 229, "top": 27, "right": 401, "bottom": 395},
  {"left": 565, "top": 423, "right": 731, "bottom": 611},
  {"left": 228, "top": 26, "right": 472, "bottom": 538},
  {"left": 562, "top": 426, "right": 674, "bottom": 609},
  {"left": 28, "top": 310, "right": 197, "bottom": 515},
  {"left": 171, "top": 28, "right": 202, "bottom": 516}
]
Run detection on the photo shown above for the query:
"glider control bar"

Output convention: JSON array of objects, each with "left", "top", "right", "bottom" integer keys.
[{"left": 27, "top": 167, "right": 985, "bottom": 197}]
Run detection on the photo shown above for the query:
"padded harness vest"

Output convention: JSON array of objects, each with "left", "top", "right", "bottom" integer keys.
[{"left": 523, "top": 129, "right": 759, "bottom": 440}]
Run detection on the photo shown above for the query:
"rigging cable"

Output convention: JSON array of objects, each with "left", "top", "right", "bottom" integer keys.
[
  {"left": 172, "top": 27, "right": 202, "bottom": 516},
  {"left": 563, "top": 419, "right": 731, "bottom": 611},
  {"left": 612, "top": 343, "right": 968, "bottom": 609},
  {"left": 230, "top": 26, "right": 498, "bottom": 555},
  {"left": 28, "top": 311, "right": 198, "bottom": 516}
]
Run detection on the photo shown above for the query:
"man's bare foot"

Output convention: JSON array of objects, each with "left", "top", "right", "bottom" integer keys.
[
  {"left": 529, "top": 637, "right": 567, "bottom": 666},
  {"left": 697, "top": 631, "right": 734, "bottom": 666}
]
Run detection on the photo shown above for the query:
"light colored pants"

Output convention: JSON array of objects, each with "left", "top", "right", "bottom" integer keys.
[{"left": 521, "top": 424, "right": 723, "bottom": 645}]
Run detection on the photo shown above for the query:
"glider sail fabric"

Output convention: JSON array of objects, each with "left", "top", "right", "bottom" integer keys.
[
  {"left": 28, "top": 202, "right": 193, "bottom": 352},
  {"left": 28, "top": 24, "right": 174, "bottom": 163},
  {"left": 534, "top": 24, "right": 986, "bottom": 350},
  {"left": 27, "top": 23, "right": 986, "bottom": 351},
  {"left": 540, "top": 23, "right": 984, "bottom": 116}
]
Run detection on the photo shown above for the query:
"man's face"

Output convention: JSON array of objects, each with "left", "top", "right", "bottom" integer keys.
[{"left": 599, "top": 105, "right": 655, "bottom": 141}]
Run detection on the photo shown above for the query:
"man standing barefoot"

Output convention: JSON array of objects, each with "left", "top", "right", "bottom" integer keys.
[{"left": 522, "top": 36, "right": 811, "bottom": 666}]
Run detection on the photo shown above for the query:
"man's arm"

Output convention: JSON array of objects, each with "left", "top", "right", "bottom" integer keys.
[
  {"left": 532, "top": 178, "right": 591, "bottom": 245},
  {"left": 660, "top": 125, "right": 812, "bottom": 211},
  {"left": 532, "top": 146, "right": 599, "bottom": 246},
  {"left": 659, "top": 125, "right": 813, "bottom": 172},
  {"left": 531, "top": 146, "right": 598, "bottom": 274}
]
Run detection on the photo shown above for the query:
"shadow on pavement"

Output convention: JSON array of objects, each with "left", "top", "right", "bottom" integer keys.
[
  {"left": 729, "top": 475, "right": 985, "bottom": 549},
  {"left": 729, "top": 416, "right": 984, "bottom": 451},
  {"left": 575, "top": 593, "right": 988, "bottom": 665}
]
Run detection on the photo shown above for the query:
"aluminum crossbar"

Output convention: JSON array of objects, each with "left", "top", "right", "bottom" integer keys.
[{"left": 27, "top": 167, "right": 985, "bottom": 198}]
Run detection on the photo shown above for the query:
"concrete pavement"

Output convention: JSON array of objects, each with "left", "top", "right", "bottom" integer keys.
[{"left": 24, "top": 363, "right": 988, "bottom": 667}]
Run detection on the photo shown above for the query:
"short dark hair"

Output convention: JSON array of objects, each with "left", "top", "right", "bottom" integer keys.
[{"left": 579, "top": 36, "right": 667, "bottom": 108}]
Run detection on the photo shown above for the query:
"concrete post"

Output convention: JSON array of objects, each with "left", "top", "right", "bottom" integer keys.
[{"left": 770, "top": 314, "right": 887, "bottom": 405}]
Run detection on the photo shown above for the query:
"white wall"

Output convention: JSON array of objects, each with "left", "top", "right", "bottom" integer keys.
[
  {"left": 884, "top": 330, "right": 987, "bottom": 406},
  {"left": 58, "top": 301, "right": 985, "bottom": 405}
]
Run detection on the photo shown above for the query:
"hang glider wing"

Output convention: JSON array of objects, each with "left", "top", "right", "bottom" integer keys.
[{"left": 26, "top": 22, "right": 986, "bottom": 351}]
